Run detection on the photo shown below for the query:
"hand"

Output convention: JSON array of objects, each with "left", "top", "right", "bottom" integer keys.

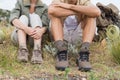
[
  {"left": 31, "top": 27, "right": 46, "bottom": 40},
  {"left": 24, "top": 27, "right": 36, "bottom": 36}
]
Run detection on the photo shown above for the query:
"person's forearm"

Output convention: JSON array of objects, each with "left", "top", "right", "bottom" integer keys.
[
  {"left": 12, "top": 19, "right": 28, "bottom": 30},
  {"left": 70, "top": 5, "right": 101, "bottom": 17}
]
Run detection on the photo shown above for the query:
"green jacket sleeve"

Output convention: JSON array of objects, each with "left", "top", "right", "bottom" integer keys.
[
  {"left": 41, "top": 5, "right": 50, "bottom": 28},
  {"left": 9, "top": 0, "right": 21, "bottom": 25}
]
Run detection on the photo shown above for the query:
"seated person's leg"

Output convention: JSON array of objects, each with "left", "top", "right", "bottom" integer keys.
[
  {"left": 11, "top": 15, "right": 29, "bottom": 62},
  {"left": 29, "top": 13, "right": 43, "bottom": 64},
  {"left": 48, "top": 4, "right": 78, "bottom": 42},
  {"left": 77, "top": 17, "right": 96, "bottom": 71},
  {"left": 48, "top": 6, "right": 73, "bottom": 71}
]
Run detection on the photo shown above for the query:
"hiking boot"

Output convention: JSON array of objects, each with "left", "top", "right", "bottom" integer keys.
[
  {"left": 31, "top": 49, "right": 43, "bottom": 64},
  {"left": 17, "top": 48, "right": 29, "bottom": 62},
  {"left": 77, "top": 51, "right": 92, "bottom": 72},
  {"left": 55, "top": 50, "right": 69, "bottom": 71}
]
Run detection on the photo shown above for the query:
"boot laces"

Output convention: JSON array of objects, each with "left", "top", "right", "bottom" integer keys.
[
  {"left": 33, "top": 50, "right": 41, "bottom": 57},
  {"left": 58, "top": 51, "right": 67, "bottom": 61},
  {"left": 79, "top": 52, "right": 89, "bottom": 61},
  {"left": 20, "top": 48, "right": 28, "bottom": 56}
]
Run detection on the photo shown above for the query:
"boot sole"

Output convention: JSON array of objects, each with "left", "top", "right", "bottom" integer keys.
[
  {"left": 55, "top": 67, "right": 66, "bottom": 71},
  {"left": 79, "top": 67, "right": 91, "bottom": 72}
]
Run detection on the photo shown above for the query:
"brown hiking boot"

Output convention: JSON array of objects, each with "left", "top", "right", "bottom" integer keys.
[
  {"left": 55, "top": 50, "right": 69, "bottom": 71},
  {"left": 17, "top": 48, "right": 29, "bottom": 62},
  {"left": 31, "top": 50, "right": 43, "bottom": 64},
  {"left": 54, "top": 40, "right": 69, "bottom": 71},
  {"left": 77, "top": 51, "right": 92, "bottom": 72}
]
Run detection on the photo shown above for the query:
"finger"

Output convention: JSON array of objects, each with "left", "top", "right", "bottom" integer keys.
[
  {"left": 32, "top": 34, "right": 40, "bottom": 39},
  {"left": 30, "top": 31, "right": 36, "bottom": 36},
  {"left": 34, "top": 37, "right": 40, "bottom": 40},
  {"left": 31, "top": 34, "right": 36, "bottom": 38},
  {"left": 31, "top": 30, "right": 36, "bottom": 34},
  {"left": 35, "top": 35, "right": 41, "bottom": 39},
  {"left": 34, "top": 36, "right": 40, "bottom": 40}
]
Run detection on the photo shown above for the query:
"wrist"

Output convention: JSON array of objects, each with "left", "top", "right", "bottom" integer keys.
[{"left": 22, "top": 26, "right": 27, "bottom": 31}]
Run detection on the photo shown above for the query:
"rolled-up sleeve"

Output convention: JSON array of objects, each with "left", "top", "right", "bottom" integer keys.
[
  {"left": 79, "top": 0, "right": 90, "bottom": 6},
  {"left": 9, "top": 0, "right": 21, "bottom": 25},
  {"left": 52, "top": 0, "right": 61, "bottom": 3}
]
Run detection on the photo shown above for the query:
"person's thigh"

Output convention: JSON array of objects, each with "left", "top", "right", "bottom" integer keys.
[{"left": 49, "top": 17, "right": 65, "bottom": 41}]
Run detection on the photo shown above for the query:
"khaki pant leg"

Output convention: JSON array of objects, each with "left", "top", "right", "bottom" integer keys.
[{"left": 29, "top": 13, "right": 42, "bottom": 28}]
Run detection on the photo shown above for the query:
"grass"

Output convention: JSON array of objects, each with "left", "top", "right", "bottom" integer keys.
[
  {"left": 0, "top": 22, "right": 120, "bottom": 79},
  {"left": 107, "top": 38, "right": 120, "bottom": 64}
]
